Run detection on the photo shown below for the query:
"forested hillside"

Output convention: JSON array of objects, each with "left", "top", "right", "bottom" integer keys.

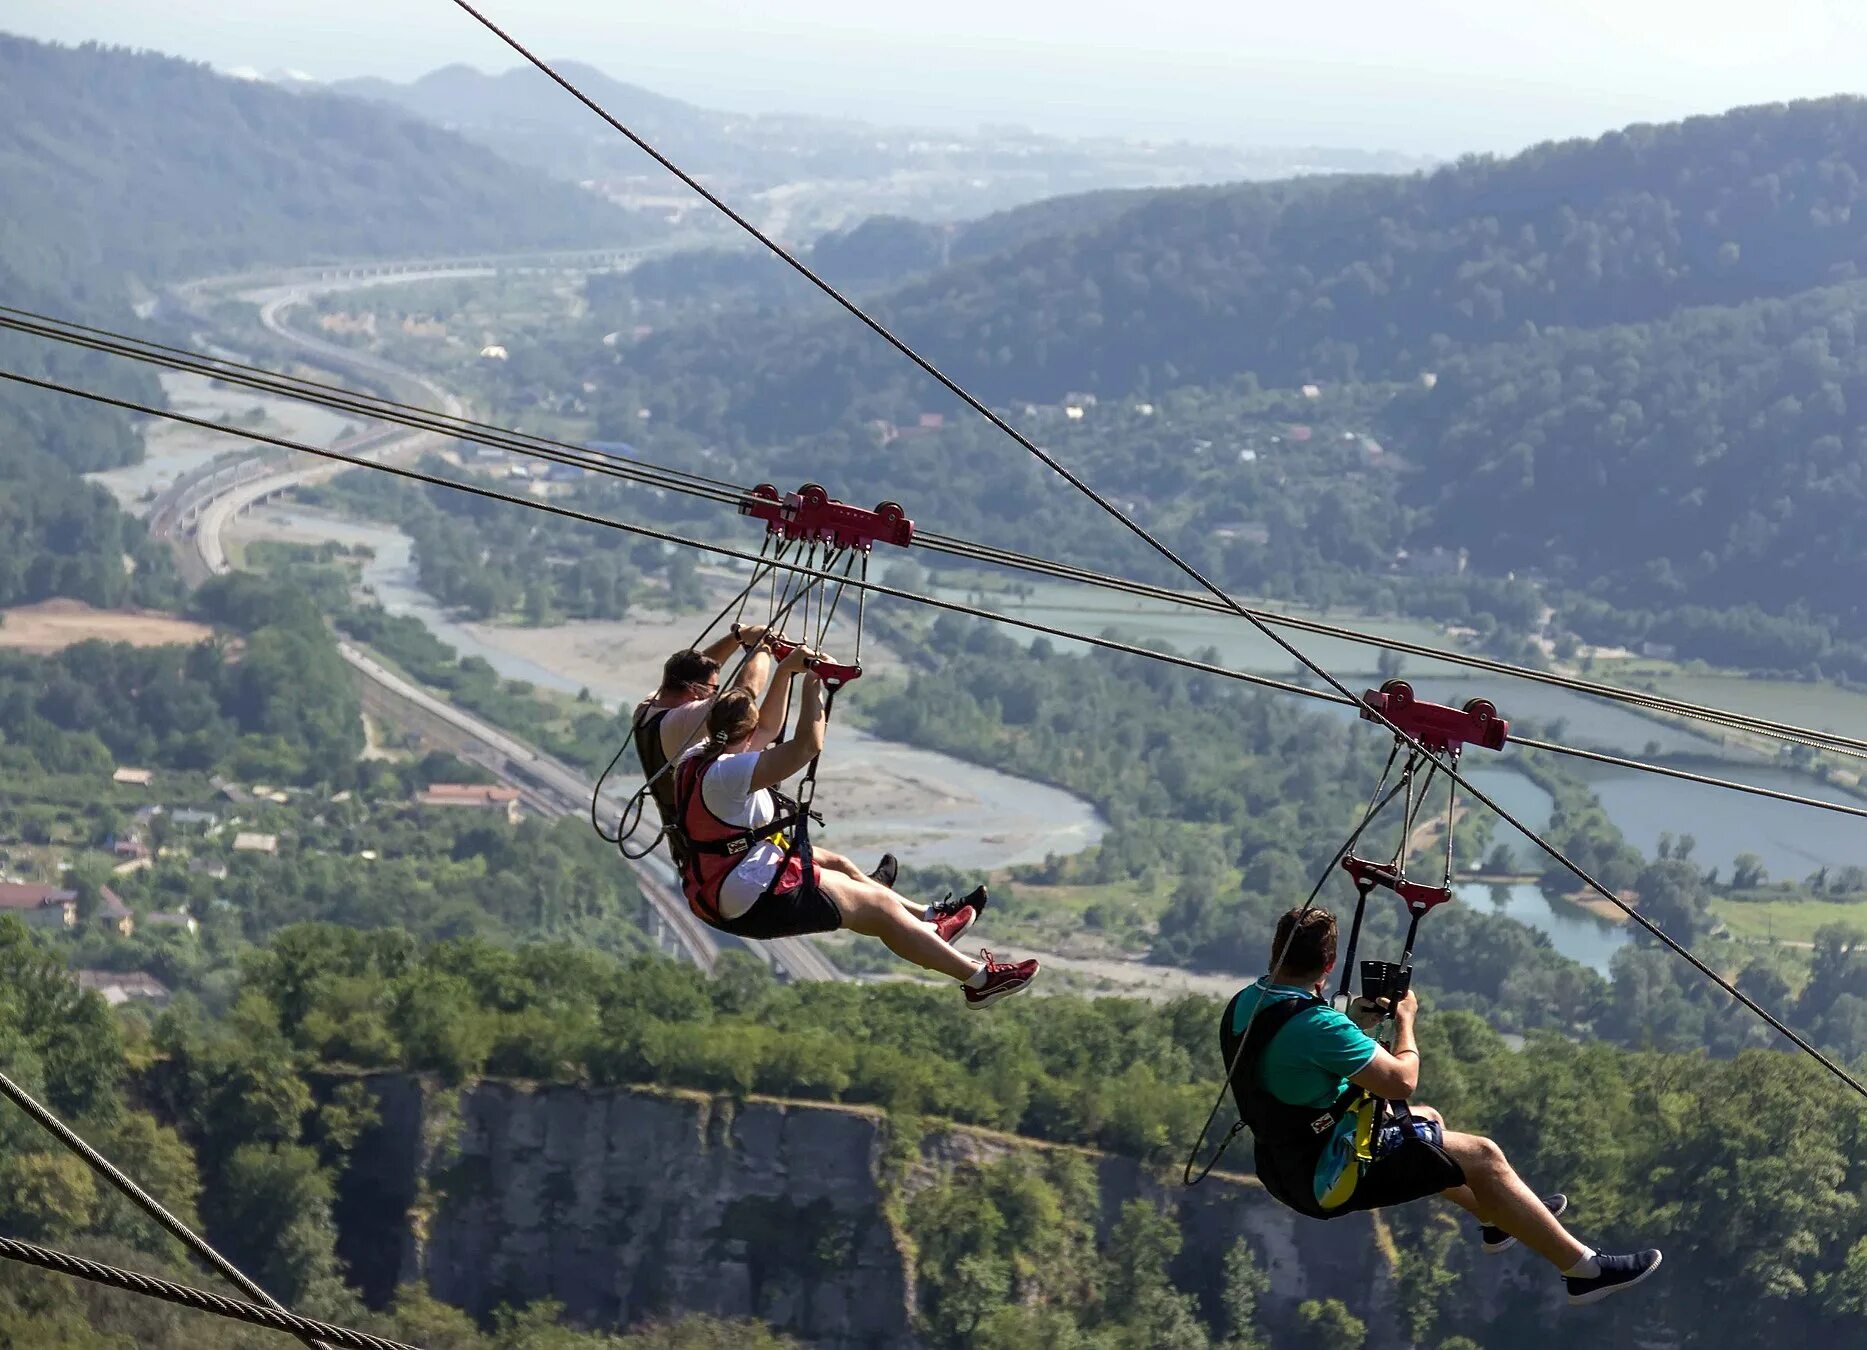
[
  {"left": 1394, "top": 283, "right": 1867, "bottom": 631},
  {"left": 614, "top": 188, "right": 1158, "bottom": 311},
  {"left": 529, "top": 94, "right": 1867, "bottom": 654},
  {"left": 614, "top": 96, "right": 1867, "bottom": 432},
  {"left": 0, "top": 34, "right": 645, "bottom": 290}
]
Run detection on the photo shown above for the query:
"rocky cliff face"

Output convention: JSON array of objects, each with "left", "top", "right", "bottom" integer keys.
[{"left": 330, "top": 1075, "right": 1399, "bottom": 1346}]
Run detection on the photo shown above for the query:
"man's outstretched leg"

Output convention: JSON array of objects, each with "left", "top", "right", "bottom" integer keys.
[
  {"left": 1405, "top": 1106, "right": 1565, "bottom": 1252},
  {"left": 1436, "top": 1127, "right": 1662, "bottom": 1305}
]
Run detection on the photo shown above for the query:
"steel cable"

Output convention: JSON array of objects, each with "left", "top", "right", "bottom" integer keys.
[
  {"left": 446, "top": 13, "right": 1867, "bottom": 1102},
  {"left": 0, "top": 1069, "right": 329, "bottom": 1349},
  {"left": 8, "top": 304, "right": 1867, "bottom": 762},
  {"left": 0, "top": 1236, "right": 415, "bottom": 1350}
]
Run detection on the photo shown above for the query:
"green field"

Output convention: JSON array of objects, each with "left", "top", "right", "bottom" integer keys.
[{"left": 1711, "top": 894, "right": 1867, "bottom": 944}]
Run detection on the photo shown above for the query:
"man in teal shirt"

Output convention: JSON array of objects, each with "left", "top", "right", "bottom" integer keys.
[{"left": 1222, "top": 906, "right": 1663, "bottom": 1307}]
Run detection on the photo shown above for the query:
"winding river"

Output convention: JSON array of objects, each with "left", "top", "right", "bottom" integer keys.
[{"left": 236, "top": 504, "right": 1106, "bottom": 874}]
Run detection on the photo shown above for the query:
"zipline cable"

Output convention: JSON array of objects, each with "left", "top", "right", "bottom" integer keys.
[
  {"left": 917, "top": 530, "right": 1867, "bottom": 760},
  {"left": 10, "top": 359, "right": 1867, "bottom": 832},
  {"left": 441, "top": 3, "right": 1867, "bottom": 769},
  {"left": 0, "top": 306, "right": 747, "bottom": 509},
  {"left": 446, "top": 14, "right": 1867, "bottom": 1104},
  {"left": 10, "top": 303, "right": 1867, "bottom": 767},
  {"left": 10, "top": 360, "right": 1867, "bottom": 828},
  {"left": 0, "top": 1236, "right": 415, "bottom": 1350},
  {"left": 0, "top": 1070, "right": 330, "bottom": 1350},
  {"left": 20, "top": 360, "right": 1867, "bottom": 1098}
]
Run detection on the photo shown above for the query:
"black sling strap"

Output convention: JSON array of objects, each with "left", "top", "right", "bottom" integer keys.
[{"left": 1217, "top": 988, "right": 1370, "bottom": 1217}]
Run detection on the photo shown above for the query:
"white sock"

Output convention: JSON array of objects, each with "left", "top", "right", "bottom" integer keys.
[
  {"left": 964, "top": 964, "right": 988, "bottom": 989},
  {"left": 1562, "top": 1249, "right": 1599, "bottom": 1279}
]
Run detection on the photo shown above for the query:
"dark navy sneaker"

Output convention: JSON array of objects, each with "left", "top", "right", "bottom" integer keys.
[
  {"left": 1566, "top": 1249, "right": 1663, "bottom": 1306},
  {"left": 1483, "top": 1193, "right": 1568, "bottom": 1253},
  {"left": 869, "top": 853, "right": 899, "bottom": 888}
]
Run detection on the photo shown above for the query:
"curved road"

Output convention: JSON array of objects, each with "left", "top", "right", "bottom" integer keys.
[{"left": 178, "top": 280, "right": 840, "bottom": 983}]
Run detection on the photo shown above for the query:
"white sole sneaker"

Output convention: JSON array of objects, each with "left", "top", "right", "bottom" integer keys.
[
  {"left": 964, "top": 971, "right": 1036, "bottom": 1010},
  {"left": 1567, "top": 1250, "right": 1664, "bottom": 1307}
]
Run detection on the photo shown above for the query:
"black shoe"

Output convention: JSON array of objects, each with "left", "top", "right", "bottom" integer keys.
[
  {"left": 870, "top": 853, "right": 898, "bottom": 888},
  {"left": 1483, "top": 1193, "right": 1567, "bottom": 1253},
  {"left": 1566, "top": 1250, "right": 1663, "bottom": 1306},
  {"left": 926, "top": 884, "right": 988, "bottom": 928}
]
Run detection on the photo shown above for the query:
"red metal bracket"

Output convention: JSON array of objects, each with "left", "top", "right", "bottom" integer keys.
[
  {"left": 1358, "top": 679, "right": 1507, "bottom": 755},
  {"left": 758, "top": 638, "right": 861, "bottom": 690},
  {"left": 808, "top": 659, "right": 862, "bottom": 689},
  {"left": 1342, "top": 855, "right": 1453, "bottom": 916},
  {"left": 739, "top": 483, "right": 914, "bottom": 551}
]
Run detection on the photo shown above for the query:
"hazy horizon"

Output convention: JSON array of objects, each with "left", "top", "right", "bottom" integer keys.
[{"left": 7, "top": 1, "right": 1867, "bottom": 157}]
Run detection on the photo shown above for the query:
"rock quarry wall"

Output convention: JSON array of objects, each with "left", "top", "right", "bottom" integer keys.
[{"left": 329, "top": 1075, "right": 1404, "bottom": 1346}]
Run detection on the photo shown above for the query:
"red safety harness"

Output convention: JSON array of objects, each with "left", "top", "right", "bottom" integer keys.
[{"left": 670, "top": 747, "right": 813, "bottom": 928}]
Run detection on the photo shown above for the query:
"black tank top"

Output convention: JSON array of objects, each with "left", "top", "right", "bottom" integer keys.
[{"left": 633, "top": 704, "right": 691, "bottom": 866}]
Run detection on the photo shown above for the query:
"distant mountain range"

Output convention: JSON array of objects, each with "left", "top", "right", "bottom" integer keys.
[
  {"left": 325, "top": 61, "right": 1435, "bottom": 236},
  {"left": 0, "top": 33, "right": 651, "bottom": 299},
  {"left": 0, "top": 29, "right": 656, "bottom": 530}
]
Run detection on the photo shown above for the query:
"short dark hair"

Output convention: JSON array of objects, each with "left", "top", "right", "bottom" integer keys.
[
  {"left": 661, "top": 649, "right": 719, "bottom": 694},
  {"left": 1272, "top": 907, "right": 1337, "bottom": 979}
]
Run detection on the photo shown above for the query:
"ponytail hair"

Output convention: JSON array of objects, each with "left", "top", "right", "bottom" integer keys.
[{"left": 706, "top": 688, "right": 760, "bottom": 748}]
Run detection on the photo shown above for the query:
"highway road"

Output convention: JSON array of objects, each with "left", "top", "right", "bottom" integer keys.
[{"left": 173, "top": 278, "right": 841, "bottom": 983}]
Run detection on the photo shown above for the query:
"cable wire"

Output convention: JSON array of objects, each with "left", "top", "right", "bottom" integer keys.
[
  {"left": 916, "top": 529, "right": 1867, "bottom": 761},
  {"left": 0, "top": 1070, "right": 329, "bottom": 1349},
  {"left": 447, "top": 17, "right": 1867, "bottom": 1103},
  {"left": 10, "top": 301, "right": 1867, "bottom": 765},
  {"left": 12, "top": 358, "right": 1867, "bottom": 830},
  {"left": 0, "top": 306, "right": 747, "bottom": 509},
  {"left": 12, "top": 354, "right": 1867, "bottom": 837},
  {"left": 0, "top": 1236, "right": 415, "bottom": 1350}
]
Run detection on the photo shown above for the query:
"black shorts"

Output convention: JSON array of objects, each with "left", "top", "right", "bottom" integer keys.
[
  {"left": 713, "top": 837, "right": 843, "bottom": 941},
  {"left": 1334, "top": 1112, "right": 1465, "bottom": 1214}
]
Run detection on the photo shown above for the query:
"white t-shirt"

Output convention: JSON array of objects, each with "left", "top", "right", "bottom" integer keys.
[{"left": 692, "top": 749, "right": 787, "bottom": 919}]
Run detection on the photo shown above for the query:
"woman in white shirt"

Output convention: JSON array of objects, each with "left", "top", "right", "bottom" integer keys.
[{"left": 672, "top": 654, "right": 1039, "bottom": 1007}]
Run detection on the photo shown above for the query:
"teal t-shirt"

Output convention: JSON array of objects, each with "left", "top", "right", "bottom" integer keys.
[
  {"left": 1228, "top": 981, "right": 1379, "bottom": 1106},
  {"left": 1228, "top": 981, "right": 1380, "bottom": 1205}
]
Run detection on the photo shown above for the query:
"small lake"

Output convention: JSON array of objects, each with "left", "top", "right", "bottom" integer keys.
[{"left": 1458, "top": 882, "right": 1633, "bottom": 976}]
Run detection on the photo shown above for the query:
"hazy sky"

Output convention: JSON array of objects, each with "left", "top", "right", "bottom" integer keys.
[{"left": 9, "top": 0, "right": 1867, "bottom": 154}]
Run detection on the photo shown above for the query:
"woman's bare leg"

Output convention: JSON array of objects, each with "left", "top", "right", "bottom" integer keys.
[
  {"left": 814, "top": 847, "right": 926, "bottom": 916},
  {"left": 818, "top": 872, "right": 975, "bottom": 980},
  {"left": 814, "top": 847, "right": 865, "bottom": 879}
]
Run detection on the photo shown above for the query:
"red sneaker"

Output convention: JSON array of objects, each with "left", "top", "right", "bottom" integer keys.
[
  {"left": 963, "top": 951, "right": 1039, "bottom": 1009},
  {"left": 933, "top": 903, "right": 978, "bottom": 944}
]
